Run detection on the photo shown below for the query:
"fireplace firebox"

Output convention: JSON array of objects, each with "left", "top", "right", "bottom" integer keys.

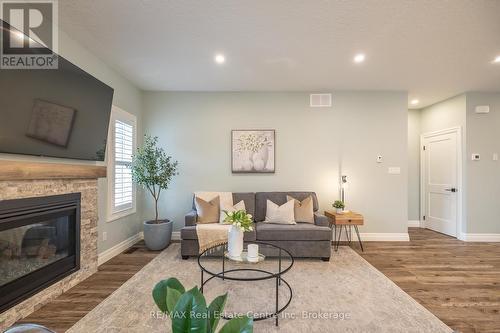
[{"left": 0, "top": 193, "right": 80, "bottom": 313}]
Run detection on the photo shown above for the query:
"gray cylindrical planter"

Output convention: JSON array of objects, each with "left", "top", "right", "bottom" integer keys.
[{"left": 143, "top": 220, "right": 173, "bottom": 251}]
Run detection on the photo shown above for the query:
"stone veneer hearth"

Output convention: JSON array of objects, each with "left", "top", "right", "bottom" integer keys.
[{"left": 0, "top": 179, "right": 98, "bottom": 330}]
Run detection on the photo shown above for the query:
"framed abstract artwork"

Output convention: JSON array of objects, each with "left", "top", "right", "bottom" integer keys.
[{"left": 232, "top": 129, "right": 275, "bottom": 173}]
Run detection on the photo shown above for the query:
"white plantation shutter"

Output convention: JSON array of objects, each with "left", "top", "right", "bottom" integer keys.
[
  {"left": 108, "top": 106, "right": 137, "bottom": 220},
  {"left": 113, "top": 120, "right": 134, "bottom": 211}
]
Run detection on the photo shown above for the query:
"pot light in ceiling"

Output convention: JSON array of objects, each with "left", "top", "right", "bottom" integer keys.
[
  {"left": 493, "top": 55, "right": 500, "bottom": 64},
  {"left": 353, "top": 53, "right": 366, "bottom": 64},
  {"left": 214, "top": 54, "right": 226, "bottom": 64},
  {"left": 410, "top": 99, "right": 420, "bottom": 105}
]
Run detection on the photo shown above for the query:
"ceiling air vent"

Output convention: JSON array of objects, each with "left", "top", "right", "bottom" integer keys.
[{"left": 310, "top": 93, "right": 332, "bottom": 108}]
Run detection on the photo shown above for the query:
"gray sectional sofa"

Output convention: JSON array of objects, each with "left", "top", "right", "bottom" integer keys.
[{"left": 180, "top": 191, "right": 332, "bottom": 261}]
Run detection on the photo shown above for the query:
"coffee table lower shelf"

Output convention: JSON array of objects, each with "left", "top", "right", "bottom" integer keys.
[{"left": 198, "top": 241, "right": 294, "bottom": 327}]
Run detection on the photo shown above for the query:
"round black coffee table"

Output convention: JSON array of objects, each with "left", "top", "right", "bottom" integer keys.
[{"left": 198, "top": 241, "right": 294, "bottom": 326}]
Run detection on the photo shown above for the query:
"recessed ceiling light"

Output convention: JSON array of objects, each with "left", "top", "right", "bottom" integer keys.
[
  {"left": 410, "top": 99, "right": 420, "bottom": 105},
  {"left": 493, "top": 55, "right": 500, "bottom": 64},
  {"left": 353, "top": 53, "right": 366, "bottom": 64},
  {"left": 214, "top": 54, "right": 225, "bottom": 64}
]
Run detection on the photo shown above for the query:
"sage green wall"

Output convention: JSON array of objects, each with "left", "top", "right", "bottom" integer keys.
[
  {"left": 407, "top": 109, "right": 421, "bottom": 221},
  {"left": 143, "top": 91, "right": 408, "bottom": 234},
  {"left": 0, "top": 30, "right": 144, "bottom": 254},
  {"left": 59, "top": 31, "right": 145, "bottom": 254},
  {"left": 420, "top": 94, "right": 466, "bottom": 134},
  {"left": 465, "top": 92, "right": 500, "bottom": 233}
]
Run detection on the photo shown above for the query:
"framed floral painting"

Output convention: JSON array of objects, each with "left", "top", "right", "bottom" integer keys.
[{"left": 231, "top": 130, "right": 275, "bottom": 173}]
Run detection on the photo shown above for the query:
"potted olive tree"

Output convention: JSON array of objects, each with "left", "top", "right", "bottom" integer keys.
[{"left": 129, "top": 135, "right": 178, "bottom": 250}]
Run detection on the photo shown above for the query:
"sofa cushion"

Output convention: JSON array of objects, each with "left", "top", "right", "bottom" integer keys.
[
  {"left": 181, "top": 225, "right": 257, "bottom": 241},
  {"left": 255, "top": 192, "right": 319, "bottom": 222},
  {"left": 232, "top": 193, "right": 256, "bottom": 219},
  {"left": 256, "top": 222, "right": 331, "bottom": 241}
]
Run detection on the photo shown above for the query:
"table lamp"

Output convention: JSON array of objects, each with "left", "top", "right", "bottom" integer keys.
[{"left": 341, "top": 175, "right": 350, "bottom": 213}]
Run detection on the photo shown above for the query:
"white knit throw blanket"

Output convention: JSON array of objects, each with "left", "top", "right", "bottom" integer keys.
[{"left": 196, "top": 223, "right": 230, "bottom": 253}]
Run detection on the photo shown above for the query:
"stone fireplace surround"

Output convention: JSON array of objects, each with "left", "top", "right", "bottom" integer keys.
[{"left": 0, "top": 161, "right": 105, "bottom": 330}]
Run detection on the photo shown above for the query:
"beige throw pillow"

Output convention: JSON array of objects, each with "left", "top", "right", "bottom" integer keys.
[
  {"left": 195, "top": 191, "right": 234, "bottom": 222},
  {"left": 220, "top": 200, "right": 246, "bottom": 223},
  {"left": 287, "top": 195, "right": 314, "bottom": 223},
  {"left": 195, "top": 196, "right": 220, "bottom": 223},
  {"left": 264, "top": 199, "right": 296, "bottom": 224}
]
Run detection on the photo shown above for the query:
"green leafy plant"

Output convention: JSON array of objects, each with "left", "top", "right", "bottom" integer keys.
[
  {"left": 129, "top": 135, "right": 179, "bottom": 222},
  {"left": 152, "top": 277, "right": 253, "bottom": 333},
  {"left": 223, "top": 210, "right": 254, "bottom": 232},
  {"left": 332, "top": 200, "right": 345, "bottom": 209}
]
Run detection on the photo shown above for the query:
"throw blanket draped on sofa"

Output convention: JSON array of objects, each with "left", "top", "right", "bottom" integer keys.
[{"left": 195, "top": 223, "right": 230, "bottom": 253}]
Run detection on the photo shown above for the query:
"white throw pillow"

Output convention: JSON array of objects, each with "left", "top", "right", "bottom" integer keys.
[
  {"left": 220, "top": 200, "right": 246, "bottom": 223},
  {"left": 264, "top": 199, "right": 296, "bottom": 224}
]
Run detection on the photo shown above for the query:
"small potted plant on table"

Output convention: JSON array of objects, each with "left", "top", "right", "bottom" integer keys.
[
  {"left": 129, "top": 135, "right": 178, "bottom": 250},
  {"left": 333, "top": 200, "right": 345, "bottom": 214}
]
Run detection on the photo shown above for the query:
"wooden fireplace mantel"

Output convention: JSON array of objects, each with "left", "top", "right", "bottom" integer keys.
[{"left": 0, "top": 160, "right": 107, "bottom": 181}]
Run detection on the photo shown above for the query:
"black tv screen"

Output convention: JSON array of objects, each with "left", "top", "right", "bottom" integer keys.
[{"left": 0, "top": 22, "right": 114, "bottom": 161}]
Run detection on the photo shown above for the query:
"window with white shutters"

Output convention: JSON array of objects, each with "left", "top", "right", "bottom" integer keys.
[
  {"left": 113, "top": 120, "right": 133, "bottom": 211},
  {"left": 107, "top": 106, "right": 137, "bottom": 221}
]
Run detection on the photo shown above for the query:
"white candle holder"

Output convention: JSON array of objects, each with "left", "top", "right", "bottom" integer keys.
[{"left": 247, "top": 244, "right": 259, "bottom": 259}]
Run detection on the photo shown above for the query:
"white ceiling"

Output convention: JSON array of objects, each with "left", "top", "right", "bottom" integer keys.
[{"left": 58, "top": 0, "right": 500, "bottom": 108}]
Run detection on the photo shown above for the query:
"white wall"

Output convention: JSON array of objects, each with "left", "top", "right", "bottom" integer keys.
[
  {"left": 465, "top": 92, "right": 500, "bottom": 234},
  {"left": 0, "top": 30, "right": 144, "bottom": 254},
  {"left": 143, "top": 91, "right": 408, "bottom": 235},
  {"left": 407, "top": 109, "right": 420, "bottom": 221}
]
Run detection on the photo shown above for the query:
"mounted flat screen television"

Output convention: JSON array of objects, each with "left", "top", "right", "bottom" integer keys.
[{"left": 0, "top": 20, "right": 114, "bottom": 161}]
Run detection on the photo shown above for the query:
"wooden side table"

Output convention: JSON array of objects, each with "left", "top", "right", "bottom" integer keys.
[{"left": 324, "top": 211, "right": 364, "bottom": 252}]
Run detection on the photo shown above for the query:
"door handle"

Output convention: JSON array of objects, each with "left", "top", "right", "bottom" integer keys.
[{"left": 444, "top": 188, "right": 457, "bottom": 192}]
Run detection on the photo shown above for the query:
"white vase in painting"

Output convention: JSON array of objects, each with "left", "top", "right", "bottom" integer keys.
[
  {"left": 252, "top": 146, "right": 269, "bottom": 171},
  {"left": 240, "top": 151, "right": 254, "bottom": 171},
  {"left": 228, "top": 225, "right": 244, "bottom": 258}
]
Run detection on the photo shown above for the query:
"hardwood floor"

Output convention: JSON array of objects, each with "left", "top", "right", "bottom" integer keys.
[
  {"left": 16, "top": 241, "right": 162, "bottom": 333},
  {"left": 353, "top": 228, "right": 500, "bottom": 333},
  {"left": 14, "top": 229, "right": 500, "bottom": 333}
]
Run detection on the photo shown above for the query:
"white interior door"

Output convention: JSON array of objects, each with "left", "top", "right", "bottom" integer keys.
[{"left": 422, "top": 129, "right": 459, "bottom": 237}]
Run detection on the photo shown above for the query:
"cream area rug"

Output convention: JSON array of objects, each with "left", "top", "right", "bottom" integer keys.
[{"left": 67, "top": 244, "right": 451, "bottom": 333}]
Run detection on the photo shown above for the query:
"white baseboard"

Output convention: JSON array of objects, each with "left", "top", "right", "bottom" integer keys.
[
  {"left": 98, "top": 232, "right": 144, "bottom": 266},
  {"left": 360, "top": 233, "right": 410, "bottom": 241},
  {"left": 408, "top": 220, "right": 421, "bottom": 228},
  {"left": 460, "top": 233, "right": 500, "bottom": 242},
  {"left": 335, "top": 232, "right": 410, "bottom": 242}
]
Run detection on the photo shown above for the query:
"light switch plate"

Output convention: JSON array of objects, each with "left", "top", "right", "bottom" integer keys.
[
  {"left": 493, "top": 153, "right": 498, "bottom": 161},
  {"left": 388, "top": 167, "right": 401, "bottom": 174}
]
